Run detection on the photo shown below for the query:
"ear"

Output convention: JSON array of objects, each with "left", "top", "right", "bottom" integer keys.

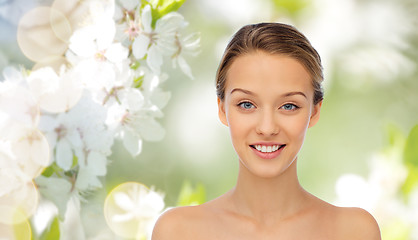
[
  {"left": 217, "top": 98, "right": 228, "bottom": 126},
  {"left": 308, "top": 100, "right": 322, "bottom": 128}
]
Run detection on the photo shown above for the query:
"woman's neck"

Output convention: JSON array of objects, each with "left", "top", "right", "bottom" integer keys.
[{"left": 228, "top": 159, "right": 311, "bottom": 225}]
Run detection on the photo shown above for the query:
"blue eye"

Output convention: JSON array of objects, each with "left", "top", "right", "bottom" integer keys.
[
  {"left": 281, "top": 103, "right": 298, "bottom": 111},
  {"left": 238, "top": 102, "right": 255, "bottom": 110}
]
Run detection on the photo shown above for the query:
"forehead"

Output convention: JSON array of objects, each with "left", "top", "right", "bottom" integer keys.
[{"left": 225, "top": 52, "right": 313, "bottom": 97}]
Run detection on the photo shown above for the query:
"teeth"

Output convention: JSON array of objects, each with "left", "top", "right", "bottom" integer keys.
[{"left": 254, "top": 144, "right": 282, "bottom": 153}]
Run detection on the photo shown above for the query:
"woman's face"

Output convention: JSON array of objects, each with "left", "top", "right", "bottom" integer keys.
[{"left": 218, "top": 51, "right": 321, "bottom": 178}]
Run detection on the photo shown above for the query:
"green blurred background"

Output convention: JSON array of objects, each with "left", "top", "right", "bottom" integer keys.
[
  {"left": 1, "top": 0, "right": 417, "bottom": 236},
  {"left": 101, "top": 0, "right": 418, "bottom": 206}
]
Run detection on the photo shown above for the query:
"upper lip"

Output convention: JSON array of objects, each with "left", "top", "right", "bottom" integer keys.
[{"left": 250, "top": 142, "right": 284, "bottom": 146}]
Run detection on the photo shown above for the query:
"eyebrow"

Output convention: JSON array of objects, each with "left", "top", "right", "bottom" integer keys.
[
  {"left": 230, "top": 88, "right": 307, "bottom": 99},
  {"left": 230, "top": 88, "right": 254, "bottom": 96},
  {"left": 283, "top": 91, "right": 307, "bottom": 99}
]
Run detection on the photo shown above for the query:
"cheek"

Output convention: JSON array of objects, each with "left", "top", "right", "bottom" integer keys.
[
  {"left": 282, "top": 114, "right": 310, "bottom": 140},
  {"left": 227, "top": 111, "right": 256, "bottom": 142},
  {"left": 228, "top": 112, "right": 245, "bottom": 136}
]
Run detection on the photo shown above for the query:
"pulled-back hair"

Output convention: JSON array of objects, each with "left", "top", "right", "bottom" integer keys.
[{"left": 216, "top": 23, "right": 324, "bottom": 105}]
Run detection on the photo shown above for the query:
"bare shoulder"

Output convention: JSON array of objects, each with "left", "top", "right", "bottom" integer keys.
[
  {"left": 335, "top": 207, "right": 381, "bottom": 240},
  {"left": 151, "top": 196, "right": 228, "bottom": 240},
  {"left": 151, "top": 205, "right": 201, "bottom": 240}
]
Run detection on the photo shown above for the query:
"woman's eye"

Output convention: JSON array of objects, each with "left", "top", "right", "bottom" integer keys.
[
  {"left": 238, "top": 102, "right": 255, "bottom": 109},
  {"left": 281, "top": 103, "right": 298, "bottom": 111}
]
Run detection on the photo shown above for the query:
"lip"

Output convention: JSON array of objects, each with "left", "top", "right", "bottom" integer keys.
[
  {"left": 250, "top": 142, "right": 283, "bottom": 146},
  {"left": 249, "top": 142, "right": 285, "bottom": 160}
]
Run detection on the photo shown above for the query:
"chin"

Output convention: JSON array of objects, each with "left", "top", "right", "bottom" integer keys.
[
  {"left": 239, "top": 152, "right": 298, "bottom": 179},
  {"left": 248, "top": 164, "right": 292, "bottom": 179}
]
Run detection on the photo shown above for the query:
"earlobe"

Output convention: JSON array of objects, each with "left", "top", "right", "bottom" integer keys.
[
  {"left": 308, "top": 100, "right": 322, "bottom": 128},
  {"left": 217, "top": 98, "right": 228, "bottom": 126}
]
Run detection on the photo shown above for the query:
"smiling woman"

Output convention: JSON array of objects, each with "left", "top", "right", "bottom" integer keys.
[
  {"left": 220, "top": 53, "right": 318, "bottom": 180},
  {"left": 151, "top": 23, "right": 381, "bottom": 239}
]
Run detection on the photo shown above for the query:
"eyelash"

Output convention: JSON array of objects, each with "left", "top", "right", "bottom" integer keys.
[
  {"left": 280, "top": 103, "right": 300, "bottom": 111},
  {"left": 237, "top": 102, "right": 300, "bottom": 111},
  {"left": 237, "top": 101, "right": 255, "bottom": 110}
]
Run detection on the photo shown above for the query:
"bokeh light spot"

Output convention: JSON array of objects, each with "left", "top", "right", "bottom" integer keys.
[
  {"left": 52, "top": 0, "right": 92, "bottom": 32},
  {"left": 28, "top": 66, "right": 83, "bottom": 114},
  {"left": 104, "top": 182, "right": 163, "bottom": 239},
  {"left": 17, "top": 7, "right": 70, "bottom": 68},
  {"left": 0, "top": 214, "right": 32, "bottom": 240},
  {"left": 11, "top": 127, "right": 50, "bottom": 178},
  {"left": 0, "top": 180, "right": 39, "bottom": 224}
]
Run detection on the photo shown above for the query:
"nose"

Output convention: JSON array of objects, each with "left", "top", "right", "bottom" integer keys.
[{"left": 255, "top": 109, "right": 279, "bottom": 136}]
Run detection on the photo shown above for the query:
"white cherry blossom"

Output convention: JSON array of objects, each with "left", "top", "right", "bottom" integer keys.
[
  {"left": 171, "top": 32, "right": 200, "bottom": 79},
  {"left": 92, "top": 61, "right": 138, "bottom": 107},
  {"left": 0, "top": 68, "right": 39, "bottom": 128},
  {"left": 0, "top": 127, "right": 43, "bottom": 224},
  {"left": 67, "top": 3, "right": 129, "bottom": 93},
  {"left": 104, "top": 182, "right": 164, "bottom": 239},
  {"left": 35, "top": 176, "right": 73, "bottom": 219},
  {"left": 105, "top": 74, "right": 166, "bottom": 156},
  {"left": 39, "top": 93, "right": 113, "bottom": 192},
  {"left": 132, "top": 5, "right": 187, "bottom": 74},
  {"left": 106, "top": 104, "right": 165, "bottom": 156},
  {"left": 0, "top": 175, "right": 39, "bottom": 224},
  {"left": 137, "top": 66, "right": 171, "bottom": 109},
  {"left": 114, "top": 0, "right": 141, "bottom": 23},
  {"left": 0, "top": 0, "right": 198, "bottom": 235},
  {"left": 27, "top": 66, "right": 83, "bottom": 113}
]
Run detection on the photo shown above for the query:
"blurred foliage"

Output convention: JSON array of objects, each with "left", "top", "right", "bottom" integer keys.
[
  {"left": 381, "top": 219, "right": 411, "bottom": 240},
  {"left": 380, "top": 124, "right": 418, "bottom": 239},
  {"left": 271, "top": 0, "right": 310, "bottom": 17},
  {"left": 176, "top": 181, "right": 206, "bottom": 206},
  {"left": 148, "top": 0, "right": 187, "bottom": 26},
  {"left": 12, "top": 221, "right": 31, "bottom": 240},
  {"left": 404, "top": 125, "right": 418, "bottom": 166},
  {"left": 401, "top": 125, "right": 418, "bottom": 198},
  {"left": 39, "top": 216, "right": 60, "bottom": 240}
]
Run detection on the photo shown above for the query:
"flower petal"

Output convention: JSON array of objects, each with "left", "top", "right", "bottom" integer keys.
[
  {"left": 113, "top": 192, "right": 135, "bottom": 211},
  {"left": 137, "top": 118, "right": 165, "bottom": 142},
  {"left": 132, "top": 34, "right": 150, "bottom": 59},
  {"left": 156, "top": 12, "right": 184, "bottom": 34},
  {"left": 120, "top": 0, "right": 139, "bottom": 11},
  {"left": 36, "top": 176, "right": 72, "bottom": 219},
  {"left": 120, "top": 88, "right": 144, "bottom": 111},
  {"left": 176, "top": 55, "right": 194, "bottom": 79},
  {"left": 55, "top": 140, "right": 73, "bottom": 171},
  {"left": 123, "top": 130, "right": 142, "bottom": 156},
  {"left": 147, "top": 45, "right": 163, "bottom": 74},
  {"left": 141, "top": 5, "right": 152, "bottom": 33},
  {"left": 96, "top": 17, "right": 116, "bottom": 51},
  {"left": 105, "top": 43, "right": 129, "bottom": 63},
  {"left": 86, "top": 151, "right": 107, "bottom": 176},
  {"left": 69, "top": 26, "right": 97, "bottom": 57},
  {"left": 75, "top": 167, "right": 102, "bottom": 191},
  {"left": 140, "top": 191, "right": 165, "bottom": 215},
  {"left": 38, "top": 115, "right": 59, "bottom": 133}
]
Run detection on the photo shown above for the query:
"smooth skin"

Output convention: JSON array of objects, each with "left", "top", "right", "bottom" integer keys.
[{"left": 152, "top": 51, "right": 381, "bottom": 239}]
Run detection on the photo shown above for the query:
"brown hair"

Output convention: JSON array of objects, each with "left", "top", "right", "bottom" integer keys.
[{"left": 215, "top": 23, "right": 324, "bottom": 105}]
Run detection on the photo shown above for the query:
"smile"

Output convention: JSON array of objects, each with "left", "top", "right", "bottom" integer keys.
[{"left": 250, "top": 144, "right": 285, "bottom": 153}]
